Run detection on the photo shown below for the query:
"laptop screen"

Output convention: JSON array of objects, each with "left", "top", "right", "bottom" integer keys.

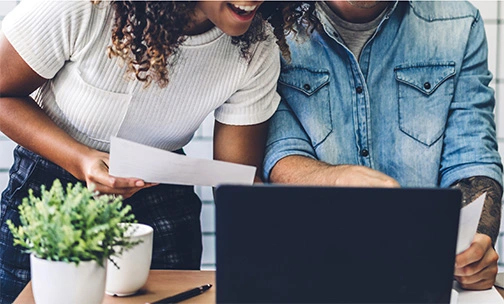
[{"left": 215, "top": 185, "right": 461, "bottom": 303}]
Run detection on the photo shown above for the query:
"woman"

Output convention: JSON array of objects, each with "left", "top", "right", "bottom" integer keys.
[{"left": 0, "top": 1, "right": 316, "bottom": 302}]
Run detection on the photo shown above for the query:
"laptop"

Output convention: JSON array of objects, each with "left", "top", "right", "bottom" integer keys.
[{"left": 215, "top": 185, "right": 461, "bottom": 303}]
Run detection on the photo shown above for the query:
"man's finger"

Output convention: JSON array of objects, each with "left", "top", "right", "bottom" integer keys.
[
  {"left": 455, "top": 262, "right": 496, "bottom": 283},
  {"left": 455, "top": 242, "right": 487, "bottom": 269},
  {"left": 456, "top": 277, "right": 494, "bottom": 290}
]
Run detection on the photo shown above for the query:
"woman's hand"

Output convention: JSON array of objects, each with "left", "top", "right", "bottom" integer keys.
[{"left": 80, "top": 149, "right": 158, "bottom": 199}]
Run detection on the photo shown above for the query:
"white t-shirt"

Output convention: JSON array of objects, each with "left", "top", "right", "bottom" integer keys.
[{"left": 2, "top": 0, "right": 281, "bottom": 152}]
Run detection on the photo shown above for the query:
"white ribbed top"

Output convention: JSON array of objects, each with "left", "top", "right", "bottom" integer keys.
[{"left": 1, "top": 0, "right": 280, "bottom": 152}]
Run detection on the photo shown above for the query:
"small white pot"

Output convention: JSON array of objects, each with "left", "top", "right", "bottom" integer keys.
[
  {"left": 105, "top": 223, "right": 153, "bottom": 296},
  {"left": 30, "top": 254, "right": 106, "bottom": 304}
]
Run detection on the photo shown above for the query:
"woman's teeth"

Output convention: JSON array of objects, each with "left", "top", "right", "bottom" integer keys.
[
  {"left": 234, "top": 5, "right": 257, "bottom": 12},
  {"left": 230, "top": 4, "right": 257, "bottom": 15}
]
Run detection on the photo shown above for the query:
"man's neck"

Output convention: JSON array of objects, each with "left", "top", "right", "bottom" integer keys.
[{"left": 325, "top": 1, "right": 391, "bottom": 23}]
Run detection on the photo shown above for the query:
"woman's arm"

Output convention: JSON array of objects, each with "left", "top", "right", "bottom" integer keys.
[
  {"left": 213, "top": 120, "right": 269, "bottom": 183},
  {"left": 0, "top": 32, "right": 147, "bottom": 197}
]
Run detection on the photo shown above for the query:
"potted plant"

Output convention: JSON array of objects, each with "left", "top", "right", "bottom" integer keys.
[{"left": 7, "top": 179, "right": 140, "bottom": 304}]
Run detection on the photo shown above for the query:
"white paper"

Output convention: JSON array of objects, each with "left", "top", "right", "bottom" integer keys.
[
  {"left": 452, "top": 281, "right": 504, "bottom": 304},
  {"left": 109, "top": 137, "right": 256, "bottom": 187},
  {"left": 456, "top": 192, "right": 486, "bottom": 254},
  {"left": 450, "top": 288, "right": 458, "bottom": 304}
]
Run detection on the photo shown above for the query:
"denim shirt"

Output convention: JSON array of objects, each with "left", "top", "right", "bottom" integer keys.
[{"left": 263, "top": 1, "right": 503, "bottom": 188}]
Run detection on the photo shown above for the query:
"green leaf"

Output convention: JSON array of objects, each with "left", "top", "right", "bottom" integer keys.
[{"left": 8, "top": 179, "right": 139, "bottom": 265}]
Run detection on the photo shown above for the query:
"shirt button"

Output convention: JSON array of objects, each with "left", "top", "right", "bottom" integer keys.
[
  {"left": 356, "top": 86, "right": 363, "bottom": 94},
  {"left": 361, "top": 149, "right": 369, "bottom": 157},
  {"left": 303, "top": 84, "right": 311, "bottom": 91},
  {"left": 423, "top": 82, "right": 431, "bottom": 90}
]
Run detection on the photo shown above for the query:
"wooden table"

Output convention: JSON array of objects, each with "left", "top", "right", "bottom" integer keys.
[
  {"left": 14, "top": 270, "right": 504, "bottom": 303},
  {"left": 14, "top": 270, "right": 215, "bottom": 304}
]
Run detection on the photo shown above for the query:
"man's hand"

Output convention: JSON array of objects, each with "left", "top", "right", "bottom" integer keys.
[
  {"left": 454, "top": 233, "right": 499, "bottom": 290},
  {"left": 328, "top": 164, "right": 400, "bottom": 188}
]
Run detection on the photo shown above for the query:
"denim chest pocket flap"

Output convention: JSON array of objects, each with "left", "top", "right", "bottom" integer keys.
[
  {"left": 278, "top": 67, "right": 332, "bottom": 147},
  {"left": 395, "top": 63, "right": 456, "bottom": 95},
  {"left": 394, "top": 62, "right": 456, "bottom": 146},
  {"left": 279, "top": 67, "right": 330, "bottom": 96}
]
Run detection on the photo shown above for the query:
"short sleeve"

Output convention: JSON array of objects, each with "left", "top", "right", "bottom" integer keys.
[
  {"left": 1, "top": 0, "right": 95, "bottom": 79},
  {"left": 214, "top": 33, "right": 281, "bottom": 126}
]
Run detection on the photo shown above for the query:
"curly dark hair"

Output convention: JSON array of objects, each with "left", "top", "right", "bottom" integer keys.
[{"left": 105, "top": 1, "right": 319, "bottom": 88}]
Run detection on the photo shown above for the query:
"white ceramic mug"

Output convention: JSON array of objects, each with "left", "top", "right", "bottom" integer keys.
[{"left": 105, "top": 223, "right": 153, "bottom": 296}]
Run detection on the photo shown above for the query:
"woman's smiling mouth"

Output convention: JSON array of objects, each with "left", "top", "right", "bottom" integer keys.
[{"left": 227, "top": 3, "right": 259, "bottom": 20}]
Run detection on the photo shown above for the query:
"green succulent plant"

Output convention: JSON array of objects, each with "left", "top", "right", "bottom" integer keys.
[{"left": 7, "top": 179, "right": 139, "bottom": 267}]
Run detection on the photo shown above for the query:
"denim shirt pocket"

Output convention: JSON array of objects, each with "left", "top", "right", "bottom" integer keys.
[
  {"left": 394, "top": 62, "right": 456, "bottom": 146},
  {"left": 278, "top": 67, "right": 332, "bottom": 147}
]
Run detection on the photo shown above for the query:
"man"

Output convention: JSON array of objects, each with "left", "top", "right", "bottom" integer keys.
[{"left": 264, "top": 0, "right": 503, "bottom": 290}]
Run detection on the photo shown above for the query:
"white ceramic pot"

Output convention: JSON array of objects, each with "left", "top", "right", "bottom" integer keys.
[
  {"left": 30, "top": 254, "right": 106, "bottom": 304},
  {"left": 105, "top": 223, "right": 153, "bottom": 296}
]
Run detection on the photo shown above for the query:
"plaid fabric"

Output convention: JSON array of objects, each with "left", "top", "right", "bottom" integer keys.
[{"left": 0, "top": 146, "right": 202, "bottom": 303}]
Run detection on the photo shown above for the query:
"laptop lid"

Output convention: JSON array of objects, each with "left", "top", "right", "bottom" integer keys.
[{"left": 215, "top": 185, "right": 461, "bottom": 303}]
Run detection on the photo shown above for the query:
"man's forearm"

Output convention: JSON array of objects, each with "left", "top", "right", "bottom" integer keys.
[
  {"left": 270, "top": 155, "right": 335, "bottom": 185},
  {"left": 451, "top": 176, "right": 502, "bottom": 245},
  {"left": 270, "top": 155, "right": 399, "bottom": 187}
]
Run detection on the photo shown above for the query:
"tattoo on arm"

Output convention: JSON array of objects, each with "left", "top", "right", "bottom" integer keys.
[{"left": 451, "top": 176, "right": 502, "bottom": 245}]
